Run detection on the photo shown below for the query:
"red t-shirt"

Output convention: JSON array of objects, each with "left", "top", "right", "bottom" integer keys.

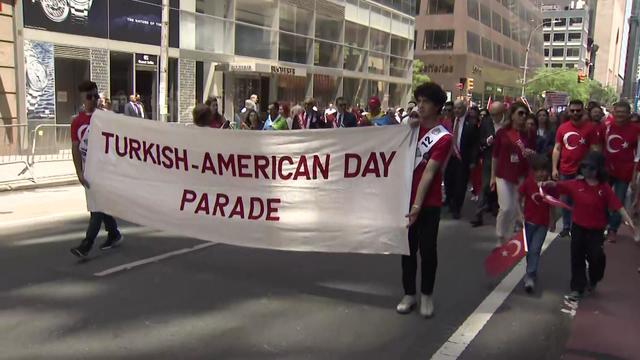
[
  {"left": 603, "top": 121, "right": 640, "bottom": 182},
  {"left": 411, "top": 125, "right": 453, "bottom": 208},
  {"left": 556, "top": 179, "right": 622, "bottom": 229},
  {"left": 519, "top": 175, "right": 551, "bottom": 227},
  {"left": 555, "top": 121, "right": 597, "bottom": 175},
  {"left": 492, "top": 127, "right": 529, "bottom": 184},
  {"left": 70, "top": 111, "right": 92, "bottom": 163}
]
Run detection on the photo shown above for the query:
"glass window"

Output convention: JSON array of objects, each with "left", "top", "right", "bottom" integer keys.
[
  {"left": 110, "top": 52, "right": 133, "bottom": 114},
  {"left": 196, "top": 0, "right": 232, "bottom": 18},
  {"left": 544, "top": 48, "right": 549, "bottom": 56},
  {"left": 554, "top": 18, "right": 567, "bottom": 27},
  {"left": 235, "top": 0, "right": 276, "bottom": 27},
  {"left": 345, "top": 21, "right": 368, "bottom": 48},
  {"left": 502, "top": 18, "right": 511, "bottom": 37},
  {"left": 344, "top": 47, "right": 366, "bottom": 72},
  {"left": 553, "top": 33, "right": 565, "bottom": 42},
  {"left": 552, "top": 48, "right": 564, "bottom": 57},
  {"left": 481, "top": 37, "right": 492, "bottom": 59},
  {"left": 416, "top": 0, "right": 422, "bottom": 14},
  {"left": 468, "top": 0, "right": 479, "bottom": 20},
  {"left": 424, "top": 30, "right": 455, "bottom": 50},
  {"left": 493, "top": 43, "right": 503, "bottom": 62},
  {"left": 343, "top": 77, "right": 367, "bottom": 107},
  {"left": 565, "top": 63, "right": 576, "bottom": 68},
  {"left": 480, "top": 4, "right": 491, "bottom": 27},
  {"left": 543, "top": 18, "right": 552, "bottom": 27},
  {"left": 492, "top": 12, "right": 502, "bottom": 32},
  {"left": 467, "top": 31, "right": 480, "bottom": 54},
  {"left": 512, "top": 52, "right": 520, "bottom": 67},
  {"left": 568, "top": 33, "right": 582, "bottom": 42},
  {"left": 370, "top": 29, "right": 390, "bottom": 52},
  {"left": 427, "top": 0, "right": 454, "bottom": 14},
  {"left": 313, "top": 74, "right": 338, "bottom": 110},
  {"left": 195, "top": 13, "right": 233, "bottom": 54},
  {"left": 314, "top": 40, "right": 342, "bottom": 68},
  {"left": 390, "top": 56, "right": 411, "bottom": 77},
  {"left": 279, "top": 33, "right": 311, "bottom": 64},
  {"left": 391, "top": 35, "right": 411, "bottom": 58},
  {"left": 511, "top": 23, "right": 519, "bottom": 42},
  {"left": 566, "top": 47, "right": 580, "bottom": 57},
  {"left": 235, "top": 24, "right": 274, "bottom": 59},
  {"left": 280, "top": 1, "right": 313, "bottom": 36},
  {"left": 368, "top": 52, "right": 387, "bottom": 75},
  {"left": 543, "top": 33, "right": 550, "bottom": 41},
  {"left": 315, "top": 4, "right": 343, "bottom": 42},
  {"left": 503, "top": 47, "right": 512, "bottom": 66},
  {"left": 569, "top": 17, "right": 583, "bottom": 26},
  {"left": 551, "top": 63, "right": 563, "bottom": 68}
]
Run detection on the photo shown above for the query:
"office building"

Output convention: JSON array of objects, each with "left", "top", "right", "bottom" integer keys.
[
  {"left": 590, "top": 0, "right": 628, "bottom": 89},
  {"left": 542, "top": 2, "right": 591, "bottom": 71},
  {"left": 414, "top": 0, "right": 544, "bottom": 106}
]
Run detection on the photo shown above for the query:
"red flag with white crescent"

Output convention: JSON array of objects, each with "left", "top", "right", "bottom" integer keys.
[
  {"left": 484, "top": 231, "right": 526, "bottom": 277},
  {"left": 539, "top": 186, "right": 572, "bottom": 210}
]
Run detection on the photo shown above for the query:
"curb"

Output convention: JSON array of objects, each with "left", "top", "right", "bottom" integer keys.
[{"left": 0, "top": 177, "right": 79, "bottom": 192}]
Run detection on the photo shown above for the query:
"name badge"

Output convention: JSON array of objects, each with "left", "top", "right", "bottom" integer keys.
[{"left": 510, "top": 153, "right": 519, "bottom": 163}]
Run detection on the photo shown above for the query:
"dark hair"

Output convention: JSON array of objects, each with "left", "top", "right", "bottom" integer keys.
[
  {"left": 535, "top": 109, "right": 549, "bottom": 118},
  {"left": 530, "top": 154, "right": 551, "bottom": 172},
  {"left": 580, "top": 151, "right": 608, "bottom": 182},
  {"left": 78, "top": 80, "right": 98, "bottom": 92},
  {"left": 527, "top": 113, "right": 539, "bottom": 129},
  {"left": 243, "top": 109, "right": 259, "bottom": 128},
  {"left": 568, "top": 99, "right": 584, "bottom": 108},
  {"left": 444, "top": 101, "right": 454, "bottom": 108},
  {"left": 269, "top": 102, "right": 280, "bottom": 110},
  {"left": 468, "top": 105, "right": 480, "bottom": 118},
  {"left": 587, "top": 101, "right": 600, "bottom": 111},
  {"left": 506, "top": 102, "right": 530, "bottom": 128},
  {"left": 205, "top": 96, "right": 217, "bottom": 106},
  {"left": 192, "top": 104, "right": 212, "bottom": 127},
  {"left": 413, "top": 82, "right": 447, "bottom": 113},
  {"left": 335, "top": 96, "right": 346, "bottom": 105},
  {"left": 613, "top": 101, "right": 631, "bottom": 113},
  {"left": 408, "top": 100, "right": 417, "bottom": 106}
]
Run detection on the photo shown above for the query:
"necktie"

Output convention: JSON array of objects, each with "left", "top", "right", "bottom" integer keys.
[
  {"left": 339, "top": 113, "right": 343, "bottom": 128},
  {"left": 452, "top": 118, "right": 461, "bottom": 158}
]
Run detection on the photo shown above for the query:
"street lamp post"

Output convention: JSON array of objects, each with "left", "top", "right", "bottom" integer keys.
[{"left": 521, "top": 22, "right": 546, "bottom": 98}]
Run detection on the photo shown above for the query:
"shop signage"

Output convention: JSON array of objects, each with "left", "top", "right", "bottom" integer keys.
[
  {"left": 135, "top": 54, "right": 158, "bottom": 66},
  {"left": 229, "top": 64, "right": 256, "bottom": 72},
  {"left": 422, "top": 64, "right": 454, "bottom": 74},
  {"left": 270, "top": 66, "right": 296, "bottom": 75}
]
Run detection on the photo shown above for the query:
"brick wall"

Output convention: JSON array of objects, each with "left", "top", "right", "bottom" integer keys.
[
  {"left": 90, "top": 48, "right": 109, "bottom": 96},
  {"left": 178, "top": 58, "right": 195, "bottom": 123}
]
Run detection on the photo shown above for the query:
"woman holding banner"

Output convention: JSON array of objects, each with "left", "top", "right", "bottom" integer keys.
[{"left": 397, "top": 82, "right": 452, "bottom": 318}]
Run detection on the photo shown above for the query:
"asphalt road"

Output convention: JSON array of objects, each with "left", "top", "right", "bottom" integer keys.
[{"left": 0, "top": 188, "right": 575, "bottom": 360}]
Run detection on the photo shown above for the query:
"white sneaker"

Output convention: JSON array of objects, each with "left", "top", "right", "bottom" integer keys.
[
  {"left": 420, "top": 294, "right": 434, "bottom": 318},
  {"left": 396, "top": 295, "right": 417, "bottom": 314}
]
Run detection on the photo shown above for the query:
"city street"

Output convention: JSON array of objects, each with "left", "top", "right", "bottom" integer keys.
[{"left": 0, "top": 185, "right": 605, "bottom": 360}]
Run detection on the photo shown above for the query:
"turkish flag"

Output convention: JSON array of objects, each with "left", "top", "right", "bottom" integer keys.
[{"left": 484, "top": 230, "right": 526, "bottom": 277}]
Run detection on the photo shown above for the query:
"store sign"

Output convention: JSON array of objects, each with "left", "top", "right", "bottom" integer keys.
[
  {"left": 22, "top": 0, "right": 109, "bottom": 38},
  {"left": 135, "top": 54, "right": 158, "bottom": 66},
  {"left": 270, "top": 66, "right": 296, "bottom": 75},
  {"left": 422, "top": 64, "right": 454, "bottom": 74},
  {"left": 229, "top": 64, "right": 256, "bottom": 72}
]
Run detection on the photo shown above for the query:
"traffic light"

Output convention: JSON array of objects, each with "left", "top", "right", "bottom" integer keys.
[
  {"left": 577, "top": 71, "right": 586, "bottom": 83},
  {"left": 467, "top": 78, "right": 474, "bottom": 91}
]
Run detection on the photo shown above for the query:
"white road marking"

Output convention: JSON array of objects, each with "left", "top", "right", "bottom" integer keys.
[
  {"left": 431, "top": 229, "right": 560, "bottom": 360},
  {"left": 94, "top": 242, "right": 217, "bottom": 277}
]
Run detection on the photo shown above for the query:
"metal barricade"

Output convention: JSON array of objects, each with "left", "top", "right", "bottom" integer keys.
[
  {"left": 28, "top": 124, "right": 72, "bottom": 166},
  {"left": 0, "top": 124, "right": 34, "bottom": 183}
]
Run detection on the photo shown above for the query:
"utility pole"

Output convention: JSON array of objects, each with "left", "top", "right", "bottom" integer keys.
[
  {"left": 522, "top": 22, "right": 545, "bottom": 98},
  {"left": 158, "top": 0, "right": 169, "bottom": 122},
  {"left": 622, "top": 0, "right": 640, "bottom": 100}
]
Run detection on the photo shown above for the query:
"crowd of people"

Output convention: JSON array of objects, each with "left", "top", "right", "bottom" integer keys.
[{"left": 68, "top": 79, "right": 640, "bottom": 319}]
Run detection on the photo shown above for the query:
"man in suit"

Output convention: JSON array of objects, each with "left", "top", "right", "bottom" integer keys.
[
  {"left": 325, "top": 97, "right": 357, "bottom": 128},
  {"left": 124, "top": 95, "right": 141, "bottom": 117},
  {"left": 470, "top": 101, "right": 505, "bottom": 227},
  {"left": 444, "top": 100, "right": 479, "bottom": 219},
  {"left": 294, "top": 98, "right": 324, "bottom": 129}
]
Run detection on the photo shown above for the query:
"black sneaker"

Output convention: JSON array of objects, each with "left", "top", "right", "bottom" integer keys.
[
  {"left": 70, "top": 240, "right": 92, "bottom": 258},
  {"left": 564, "top": 291, "right": 583, "bottom": 302},
  {"left": 559, "top": 229, "right": 571, "bottom": 238},
  {"left": 470, "top": 218, "right": 484, "bottom": 227},
  {"left": 100, "top": 232, "right": 123, "bottom": 250}
]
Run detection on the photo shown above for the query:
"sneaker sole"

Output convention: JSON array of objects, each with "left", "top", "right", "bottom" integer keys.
[
  {"left": 396, "top": 303, "right": 416, "bottom": 315},
  {"left": 100, "top": 236, "right": 124, "bottom": 251},
  {"left": 70, "top": 248, "right": 88, "bottom": 258}
]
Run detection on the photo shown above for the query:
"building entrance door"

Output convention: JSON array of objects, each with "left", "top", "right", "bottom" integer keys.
[
  {"left": 54, "top": 58, "right": 89, "bottom": 124},
  {"left": 135, "top": 67, "right": 157, "bottom": 120}
]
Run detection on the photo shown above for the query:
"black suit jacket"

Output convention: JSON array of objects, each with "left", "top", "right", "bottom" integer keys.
[
  {"left": 293, "top": 110, "right": 324, "bottom": 129},
  {"left": 453, "top": 115, "right": 479, "bottom": 165},
  {"left": 335, "top": 111, "right": 357, "bottom": 128}
]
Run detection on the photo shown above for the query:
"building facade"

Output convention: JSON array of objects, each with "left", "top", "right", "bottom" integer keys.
[
  {"left": 542, "top": 3, "right": 590, "bottom": 71},
  {"left": 0, "top": 2, "right": 17, "bottom": 128},
  {"left": 9, "top": 0, "right": 415, "bottom": 126},
  {"left": 414, "top": 0, "right": 544, "bottom": 106},
  {"left": 591, "top": 0, "right": 628, "bottom": 89}
]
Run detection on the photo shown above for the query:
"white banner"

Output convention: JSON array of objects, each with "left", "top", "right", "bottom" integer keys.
[{"left": 84, "top": 111, "right": 417, "bottom": 255}]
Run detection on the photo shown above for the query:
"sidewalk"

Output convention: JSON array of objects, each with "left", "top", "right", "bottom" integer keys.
[
  {"left": 562, "top": 228, "right": 640, "bottom": 360},
  {"left": 0, "top": 160, "right": 77, "bottom": 192}
]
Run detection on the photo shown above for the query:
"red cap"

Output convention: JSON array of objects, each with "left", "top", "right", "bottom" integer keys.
[{"left": 368, "top": 96, "right": 381, "bottom": 108}]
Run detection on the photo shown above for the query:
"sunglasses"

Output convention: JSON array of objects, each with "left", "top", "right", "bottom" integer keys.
[
  {"left": 569, "top": 109, "right": 582, "bottom": 113},
  {"left": 85, "top": 92, "right": 100, "bottom": 101},
  {"left": 516, "top": 110, "right": 528, "bottom": 116}
]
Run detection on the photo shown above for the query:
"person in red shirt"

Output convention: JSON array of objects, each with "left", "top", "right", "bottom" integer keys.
[
  {"left": 602, "top": 101, "right": 640, "bottom": 242},
  {"left": 518, "top": 155, "right": 556, "bottom": 293},
  {"left": 552, "top": 100, "right": 600, "bottom": 237},
  {"left": 490, "top": 102, "right": 533, "bottom": 248},
  {"left": 543, "top": 151, "right": 636, "bottom": 302},
  {"left": 397, "top": 82, "right": 452, "bottom": 318},
  {"left": 70, "top": 81, "right": 123, "bottom": 258},
  {"left": 205, "top": 96, "right": 230, "bottom": 129}
]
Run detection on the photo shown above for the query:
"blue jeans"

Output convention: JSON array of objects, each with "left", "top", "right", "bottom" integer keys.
[
  {"left": 560, "top": 173, "right": 576, "bottom": 231},
  {"left": 607, "top": 178, "right": 629, "bottom": 233},
  {"left": 525, "top": 222, "right": 548, "bottom": 279}
]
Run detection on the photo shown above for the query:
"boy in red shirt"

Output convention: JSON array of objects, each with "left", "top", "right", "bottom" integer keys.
[
  {"left": 397, "top": 82, "right": 452, "bottom": 318},
  {"left": 519, "top": 155, "right": 556, "bottom": 293},
  {"left": 544, "top": 151, "right": 636, "bottom": 301},
  {"left": 70, "top": 81, "right": 122, "bottom": 258},
  {"left": 602, "top": 101, "right": 640, "bottom": 243}
]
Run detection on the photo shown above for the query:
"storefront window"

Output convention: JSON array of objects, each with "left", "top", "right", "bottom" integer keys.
[
  {"left": 110, "top": 52, "right": 133, "bottom": 114},
  {"left": 55, "top": 58, "right": 90, "bottom": 124},
  {"left": 345, "top": 21, "right": 368, "bottom": 48},
  {"left": 314, "top": 40, "right": 342, "bottom": 68},
  {"left": 344, "top": 47, "right": 366, "bottom": 72},
  {"left": 235, "top": 0, "right": 276, "bottom": 28},
  {"left": 280, "top": 33, "right": 311, "bottom": 64},
  {"left": 313, "top": 74, "right": 338, "bottom": 109},
  {"left": 235, "top": 24, "right": 275, "bottom": 60},
  {"left": 280, "top": 1, "right": 313, "bottom": 36}
]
